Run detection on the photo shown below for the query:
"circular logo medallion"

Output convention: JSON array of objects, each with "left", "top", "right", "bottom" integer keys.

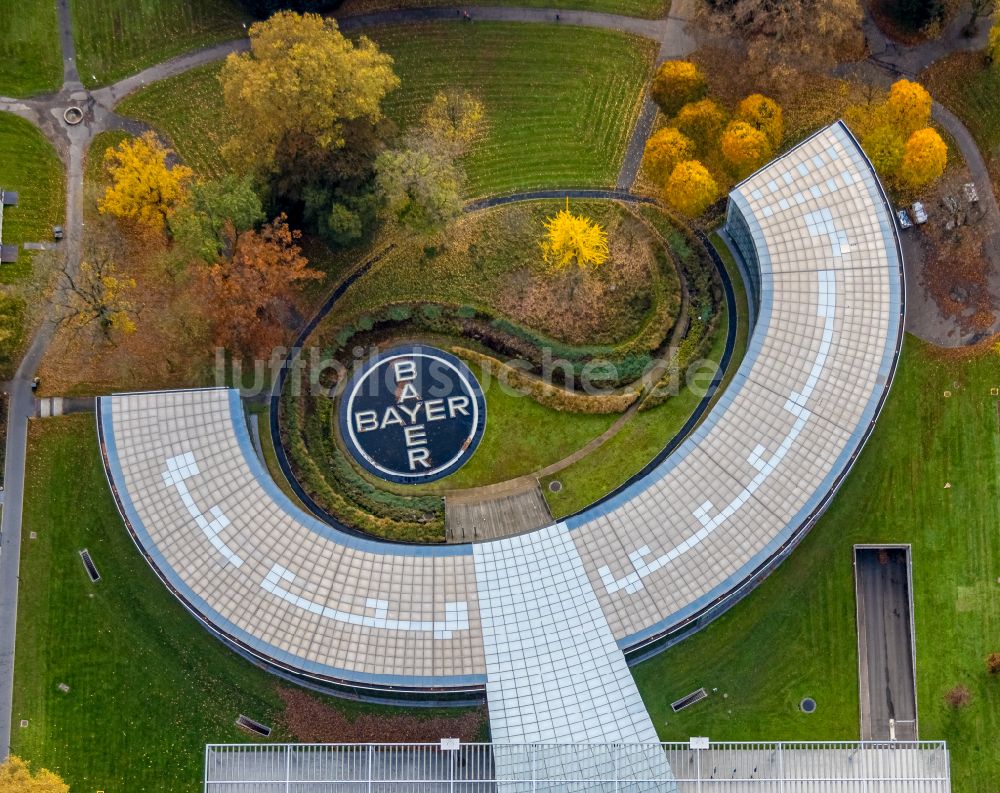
[{"left": 338, "top": 345, "right": 487, "bottom": 484}]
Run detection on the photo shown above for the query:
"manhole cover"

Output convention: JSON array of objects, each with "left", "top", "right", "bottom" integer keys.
[
  {"left": 63, "top": 106, "right": 84, "bottom": 125},
  {"left": 548, "top": 480, "right": 562, "bottom": 493},
  {"left": 800, "top": 697, "right": 817, "bottom": 713}
]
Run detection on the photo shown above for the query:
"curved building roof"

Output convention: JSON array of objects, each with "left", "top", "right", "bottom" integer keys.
[{"left": 98, "top": 121, "right": 903, "bottom": 705}]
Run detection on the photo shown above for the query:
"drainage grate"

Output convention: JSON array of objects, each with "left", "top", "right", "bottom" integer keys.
[
  {"left": 800, "top": 697, "right": 817, "bottom": 713},
  {"left": 79, "top": 549, "right": 100, "bottom": 582},
  {"left": 236, "top": 714, "right": 272, "bottom": 737},
  {"left": 671, "top": 687, "right": 708, "bottom": 712},
  {"left": 548, "top": 480, "right": 563, "bottom": 493}
]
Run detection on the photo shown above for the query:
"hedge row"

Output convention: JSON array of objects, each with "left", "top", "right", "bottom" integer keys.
[
  {"left": 454, "top": 347, "right": 640, "bottom": 414},
  {"left": 280, "top": 387, "right": 446, "bottom": 543}
]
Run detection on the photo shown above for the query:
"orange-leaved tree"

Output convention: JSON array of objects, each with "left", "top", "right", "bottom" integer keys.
[
  {"left": 0, "top": 755, "right": 69, "bottom": 792},
  {"left": 650, "top": 61, "right": 707, "bottom": 117},
  {"left": 99, "top": 132, "right": 192, "bottom": 232},
  {"left": 665, "top": 160, "right": 718, "bottom": 217},
  {"left": 210, "top": 214, "right": 323, "bottom": 355},
  {"left": 720, "top": 120, "right": 773, "bottom": 178},
  {"left": 899, "top": 127, "right": 948, "bottom": 188},
  {"left": 540, "top": 200, "right": 609, "bottom": 269},
  {"left": 642, "top": 127, "right": 695, "bottom": 186},
  {"left": 674, "top": 99, "right": 728, "bottom": 152},
  {"left": 735, "top": 94, "right": 784, "bottom": 149}
]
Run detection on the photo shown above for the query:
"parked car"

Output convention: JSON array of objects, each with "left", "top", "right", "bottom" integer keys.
[
  {"left": 53, "top": 225, "right": 63, "bottom": 241},
  {"left": 911, "top": 202, "right": 928, "bottom": 224},
  {"left": 896, "top": 209, "right": 913, "bottom": 229}
]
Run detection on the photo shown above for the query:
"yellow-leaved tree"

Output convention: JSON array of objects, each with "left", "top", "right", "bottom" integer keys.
[
  {"left": 674, "top": 99, "right": 727, "bottom": 151},
  {"left": 0, "top": 755, "right": 69, "bottom": 792},
  {"left": 220, "top": 11, "right": 400, "bottom": 174},
  {"left": 861, "top": 124, "right": 907, "bottom": 181},
  {"left": 720, "top": 120, "right": 773, "bottom": 177},
  {"left": 899, "top": 127, "right": 948, "bottom": 187},
  {"left": 421, "top": 89, "right": 486, "bottom": 155},
  {"left": 735, "top": 94, "right": 784, "bottom": 149},
  {"left": 885, "top": 79, "right": 932, "bottom": 138},
  {"left": 989, "top": 17, "right": 1000, "bottom": 63},
  {"left": 650, "top": 61, "right": 707, "bottom": 117},
  {"left": 665, "top": 160, "right": 718, "bottom": 217},
  {"left": 98, "top": 132, "right": 192, "bottom": 231},
  {"left": 540, "top": 200, "right": 609, "bottom": 269},
  {"left": 642, "top": 127, "right": 695, "bottom": 186}
]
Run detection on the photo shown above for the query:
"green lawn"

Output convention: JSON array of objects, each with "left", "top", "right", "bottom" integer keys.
[
  {"left": 632, "top": 338, "right": 1000, "bottom": 793},
  {"left": 11, "top": 415, "right": 483, "bottom": 790},
  {"left": 370, "top": 23, "right": 655, "bottom": 195},
  {"left": 69, "top": 0, "right": 249, "bottom": 86},
  {"left": 116, "top": 24, "right": 655, "bottom": 196},
  {"left": 924, "top": 54, "right": 1000, "bottom": 158},
  {"left": 339, "top": 0, "right": 670, "bottom": 20},
  {"left": 0, "top": 112, "right": 65, "bottom": 283},
  {"left": 116, "top": 63, "right": 235, "bottom": 179},
  {"left": 0, "top": 0, "right": 62, "bottom": 97}
]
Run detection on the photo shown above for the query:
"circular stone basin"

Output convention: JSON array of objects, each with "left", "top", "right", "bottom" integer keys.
[
  {"left": 338, "top": 344, "right": 486, "bottom": 485},
  {"left": 800, "top": 697, "right": 817, "bottom": 713},
  {"left": 63, "top": 106, "right": 84, "bottom": 125},
  {"left": 548, "top": 480, "right": 563, "bottom": 493}
]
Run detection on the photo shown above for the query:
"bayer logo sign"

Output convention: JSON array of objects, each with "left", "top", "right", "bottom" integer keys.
[{"left": 338, "top": 345, "right": 487, "bottom": 484}]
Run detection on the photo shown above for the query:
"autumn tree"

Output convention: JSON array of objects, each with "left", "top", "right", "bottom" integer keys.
[
  {"left": 220, "top": 12, "right": 399, "bottom": 175},
  {"left": 987, "top": 652, "right": 1000, "bottom": 674},
  {"left": 642, "top": 127, "right": 695, "bottom": 186},
  {"left": 0, "top": 755, "right": 68, "bottom": 793},
  {"left": 885, "top": 79, "right": 932, "bottom": 138},
  {"left": 861, "top": 124, "right": 907, "bottom": 180},
  {"left": 210, "top": 214, "right": 323, "bottom": 355},
  {"left": 703, "top": 0, "right": 863, "bottom": 71},
  {"left": 675, "top": 99, "right": 728, "bottom": 151},
  {"left": 650, "top": 61, "right": 707, "bottom": 117},
  {"left": 989, "top": 16, "right": 1000, "bottom": 63},
  {"left": 963, "top": 0, "right": 994, "bottom": 35},
  {"left": 421, "top": 89, "right": 486, "bottom": 155},
  {"left": 99, "top": 132, "right": 192, "bottom": 232},
  {"left": 945, "top": 684, "right": 972, "bottom": 709},
  {"left": 665, "top": 160, "right": 718, "bottom": 217},
  {"left": 170, "top": 175, "right": 264, "bottom": 262},
  {"left": 375, "top": 141, "right": 463, "bottom": 234},
  {"left": 720, "top": 120, "right": 773, "bottom": 177},
  {"left": 59, "top": 245, "right": 139, "bottom": 341},
  {"left": 899, "top": 127, "right": 948, "bottom": 187},
  {"left": 735, "top": 94, "right": 783, "bottom": 149},
  {"left": 540, "top": 201, "right": 610, "bottom": 269}
]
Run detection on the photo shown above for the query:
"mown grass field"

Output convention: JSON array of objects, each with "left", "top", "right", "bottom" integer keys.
[
  {"left": 0, "top": 0, "right": 62, "bottom": 97},
  {"left": 370, "top": 23, "right": 655, "bottom": 195},
  {"left": 116, "top": 24, "right": 655, "bottom": 196},
  {"left": 11, "top": 415, "right": 483, "bottom": 791},
  {"left": 0, "top": 113, "right": 65, "bottom": 283},
  {"left": 116, "top": 63, "right": 235, "bottom": 179},
  {"left": 633, "top": 338, "right": 1000, "bottom": 793},
  {"left": 69, "top": 0, "right": 248, "bottom": 86},
  {"left": 337, "top": 0, "right": 670, "bottom": 20}
]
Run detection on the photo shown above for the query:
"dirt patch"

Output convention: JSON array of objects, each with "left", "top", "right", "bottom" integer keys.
[
  {"left": 276, "top": 686, "right": 488, "bottom": 743},
  {"left": 916, "top": 165, "right": 999, "bottom": 336}
]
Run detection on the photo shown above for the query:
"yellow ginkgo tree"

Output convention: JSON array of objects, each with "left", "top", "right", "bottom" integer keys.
[{"left": 540, "top": 199, "right": 609, "bottom": 269}]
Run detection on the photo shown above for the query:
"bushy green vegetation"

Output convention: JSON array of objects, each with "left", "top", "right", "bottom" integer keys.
[
  {"left": 12, "top": 416, "right": 481, "bottom": 789},
  {"left": 70, "top": 0, "right": 248, "bottom": 86},
  {"left": 0, "top": 0, "right": 62, "bottom": 96},
  {"left": 369, "top": 23, "right": 655, "bottom": 196},
  {"left": 633, "top": 339, "right": 1000, "bottom": 793}
]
